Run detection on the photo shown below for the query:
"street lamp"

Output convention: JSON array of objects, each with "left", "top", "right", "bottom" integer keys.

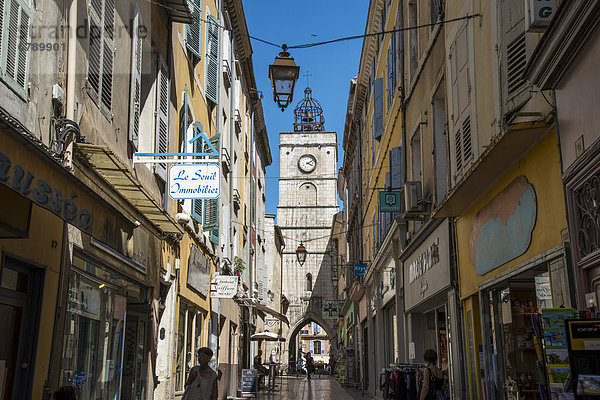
[
  {"left": 268, "top": 45, "right": 300, "bottom": 111},
  {"left": 296, "top": 242, "right": 307, "bottom": 266}
]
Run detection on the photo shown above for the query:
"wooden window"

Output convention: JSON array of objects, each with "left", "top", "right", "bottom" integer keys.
[
  {"left": 205, "top": 14, "right": 219, "bottom": 104},
  {"left": 0, "top": 0, "right": 32, "bottom": 98},
  {"left": 185, "top": 0, "right": 202, "bottom": 61},
  {"left": 88, "top": 0, "right": 114, "bottom": 114},
  {"left": 128, "top": 6, "right": 143, "bottom": 149},
  {"left": 155, "top": 54, "right": 170, "bottom": 181}
]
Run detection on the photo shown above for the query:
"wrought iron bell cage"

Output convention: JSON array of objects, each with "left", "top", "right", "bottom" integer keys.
[{"left": 293, "top": 87, "right": 325, "bottom": 132}]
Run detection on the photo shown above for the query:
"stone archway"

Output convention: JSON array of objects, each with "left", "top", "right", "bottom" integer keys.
[{"left": 283, "top": 311, "right": 337, "bottom": 372}]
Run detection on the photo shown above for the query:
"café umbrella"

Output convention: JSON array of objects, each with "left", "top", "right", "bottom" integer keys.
[{"left": 250, "top": 331, "right": 286, "bottom": 341}]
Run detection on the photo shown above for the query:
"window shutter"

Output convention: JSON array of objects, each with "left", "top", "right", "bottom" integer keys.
[
  {"left": 386, "top": 46, "right": 392, "bottom": 110},
  {"left": 88, "top": 0, "right": 114, "bottom": 112},
  {"left": 374, "top": 77, "right": 384, "bottom": 140},
  {"left": 321, "top": 340, "right": 325, "bottom": 354},
  {"left": 450, "top": 23, "right": 472, "bottom": 181},
  {"left": 390, "top": 146, "right": 403, "bottom": 218},
  {"left": 100, "top": 0, "right": 114, "bottom": 111},
  {"left": 203, "top": 132, "right": 219, "bottom": 238},
  {"left": 185, "top": 0, "right": 202, "bottom": 60},
  {"left": 191, "top": 122, "right": 203, "bottom": 223},
  {"left": 309, "top": 341, "right": 314, "bottom": 354},
  {"left": 0, "top": 0, "right": 32, "bottom": 97},
  {"left": 129, "top": 7, "right": 142, "bottom": 149},
  {"left": 155, "top": 54, "right": 170, "bottom": 181},
  {"left": 205, "top": 15, "right": 219, "bottom": 104}
]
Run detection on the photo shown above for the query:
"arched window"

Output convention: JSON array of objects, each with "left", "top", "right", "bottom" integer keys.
[
  {"left": 306, "top": 273, "right": 312, "bottom": 292},
  {"left": 298, "top": 182, "right": 317, "bottom": 205}
]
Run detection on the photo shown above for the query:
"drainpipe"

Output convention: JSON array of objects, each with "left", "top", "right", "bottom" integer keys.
[
  {"left": 248, "top": 96, "right": 255, "bottom": 361},
  {"left": 64, "top": 0, "right": 78, "bottom": 169}
]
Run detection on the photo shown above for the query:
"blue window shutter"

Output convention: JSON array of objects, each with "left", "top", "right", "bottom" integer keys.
[
  {"left": 321, "top": 340, "right": 325, "bottom": 354},
  {"left": 185, "top": 0, "right": 202, "bottom": 60},
  {"left": 205, "top": 15, "right": 220, "bottom": 104},
  {"left": 374, "top": 77, "right": 384, "bottom": 140},
  {"left": 390, "top": 146, "right": 404, "bottom": 218}
]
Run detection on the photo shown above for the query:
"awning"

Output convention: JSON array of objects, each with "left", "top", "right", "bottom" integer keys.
[
  {"left": 236, "top": 298, "right": 289, "bottom": 326},
  {"left": 432, "top": 121, "right": 553, "bottom": 218},
  {"left": 75, "top": 144, "right": 183, "bottom": 234},
  {"left": 164, "top": 0, "right": 193, "bottom": 24},
  {"left": 250, "top": 331, "right": 286, "bottom": 342}
]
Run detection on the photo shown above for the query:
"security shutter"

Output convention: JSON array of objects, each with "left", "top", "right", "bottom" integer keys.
[
  {"left": 449, "top": 23, "right": 473, "bottom": 182},
  {"left": 191, "top": 122, "right": 203, "bottom": 223},
  {"left": 0, "top": 0, "right": 32, "bottom": 98},
  {"left": 373, "top": 77, "right": 384, "bottom": 140},
  {"left": 155, "top": 54, "right": 170, "bottom": 181},
  {"left": 128, "top": 7, "right": 142, "bottom": 149},
  {"left": 185, "top": 0, "right": 202, "bottom": 60},
  {"left": 88, "top": 0, "right": 114, "bottom": 113},
  {"left": 205, "top": 15, "right": 219, "bottom": 104}
]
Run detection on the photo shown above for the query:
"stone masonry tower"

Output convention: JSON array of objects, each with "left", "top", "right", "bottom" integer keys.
[{"left": 277, "top": 87, "right": 339, "bottom": 360}]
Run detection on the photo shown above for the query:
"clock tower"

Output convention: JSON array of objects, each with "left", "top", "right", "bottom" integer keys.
[{"left": 277, "top": 87, "right": 339, "bottom": 357}]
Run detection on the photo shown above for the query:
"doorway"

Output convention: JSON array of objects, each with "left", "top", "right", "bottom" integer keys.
[
  {"left": 0, "top": 257, "right": 43, "bottom": 400},
  {"left": 120, "top": 305, "right": 148, "bottom": 400}
]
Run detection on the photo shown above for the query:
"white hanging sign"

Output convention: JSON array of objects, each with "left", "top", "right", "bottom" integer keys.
[
  {"left": 210, "top": 275, "right": 238, "bottom": 298},
  {"left": 168, "top": 164, "right": 221, "bottom": 199}
]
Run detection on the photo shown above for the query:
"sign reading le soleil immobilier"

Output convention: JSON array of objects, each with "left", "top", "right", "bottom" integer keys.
[{"left": 168, "top": 164, "right": 220, "bottom": 199}]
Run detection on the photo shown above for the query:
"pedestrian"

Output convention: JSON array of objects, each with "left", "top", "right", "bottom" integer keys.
[
  {"left": 420, "top": 349, "right": 445, "bottom": 400},
  {"left": 53, "top": 386, "right": 77, "bottom": 400},
  {"left": 288, "top": 354, "right": 296, "bottom": 374},
  {"left": 182, "top": 347, "right": 218, "bottom": 400},
  {"left": 296, "top": 352, "right": 304, "bottom": 377},
  {"left": 305, "top": 351, "right": 314, "bottom": 380}
]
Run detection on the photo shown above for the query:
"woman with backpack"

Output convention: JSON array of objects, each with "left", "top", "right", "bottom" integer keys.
[{"left": 420, "top": 349, "right": 445, "bottom": 400}]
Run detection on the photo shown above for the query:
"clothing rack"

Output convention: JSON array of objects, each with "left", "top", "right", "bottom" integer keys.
[{"left": 380, "top": 363, "right": 426, "bottom": 400}]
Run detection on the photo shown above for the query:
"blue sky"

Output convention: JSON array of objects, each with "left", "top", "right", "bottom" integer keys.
[{"left": 242, "top": 1, "right": 369, "bottom": 216}]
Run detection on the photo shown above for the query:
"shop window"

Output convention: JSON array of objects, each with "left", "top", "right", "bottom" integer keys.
[
  {"left": 484, "top": 263, "right": 557, "bottom": 398},
  {"left": 60, "top": 254, "right": 149, "bottom": 400},
  {"left": 175, "top": 304, "right": 205, "bottom": 392}
]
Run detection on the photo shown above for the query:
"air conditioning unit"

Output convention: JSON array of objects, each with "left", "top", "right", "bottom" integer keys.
[{"left": 401, "top": 181, "right": 426, "bottom": 220}]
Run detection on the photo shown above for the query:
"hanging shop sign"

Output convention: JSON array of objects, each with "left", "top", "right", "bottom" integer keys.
[
  {"left": 354, "top": 262, "right": 368, "bottom": 277},
  {"left": 168, "top": 164, "right": 220, "bottom": 199},
  {"left": 404, "top": 219, "right": 451, "bottom": 311},
  {"left": 322, "top": 301, "right": 341, "bottom": 319},
  {"left": 210, "top": 275, "right": 238, "bottom": 298},
  {"left": 379, "top": 191, "right": 402, "bottom": 212}
]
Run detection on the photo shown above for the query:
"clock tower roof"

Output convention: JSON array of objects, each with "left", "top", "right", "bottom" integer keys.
[{"left": 293, "top": 87, "right": 325, "bottom": 133}]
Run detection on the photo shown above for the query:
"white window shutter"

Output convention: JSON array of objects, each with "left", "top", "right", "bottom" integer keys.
[
  {"left": 205, "top": 15, "right": 219, "bottom": 104},
  {"left": 155, "top": 54, "right": 170, "bottom": 181},
  {"left": 87, "top": 0, "right": 114, "bottom": 113},
  {"left": 185, "top": 0, "right": 202, "bottom": 59},
  {"left": 129, "top": 7, "right": 142, "bottom": 149},
  {"left": 0, "top": 0, "right": 32, "bottom": 98}
]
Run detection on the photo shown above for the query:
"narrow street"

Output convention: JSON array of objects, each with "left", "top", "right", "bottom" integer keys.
[{"left": 254, "top": 376, "right": 366, "bottom": 400}]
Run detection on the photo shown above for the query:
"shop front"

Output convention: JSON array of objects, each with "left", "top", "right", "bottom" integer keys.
[
  {"left": 454, "top": 130, "right": 572, "bottom": 400},
  {"left": 0, "top": 123, "right": 179, "bottom": 399},
  {"left": 402, "top": 218, "right": 462, "bottom": 398}
]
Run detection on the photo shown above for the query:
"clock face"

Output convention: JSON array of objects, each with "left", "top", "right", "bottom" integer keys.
[{"left": 298, "top": 154, "right": 317, "bottom": 173}]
